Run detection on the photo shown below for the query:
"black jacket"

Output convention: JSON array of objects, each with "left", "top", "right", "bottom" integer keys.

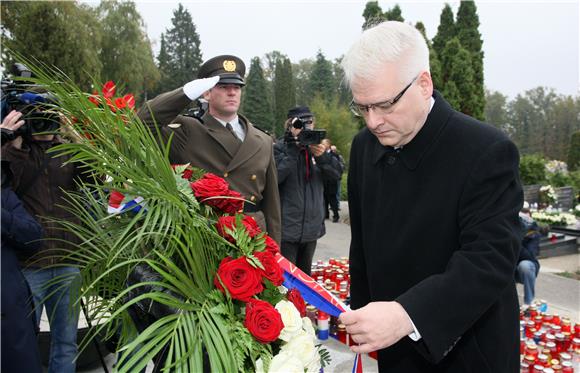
[
  {"left": 348, "top": 91, "right": 522, "bottom": 372},
  {"left": 1, "top": 186, "right": 43, "bottom": 373},
  {"left": 274, "top": 139, "right": 342, "bottom": 242}
]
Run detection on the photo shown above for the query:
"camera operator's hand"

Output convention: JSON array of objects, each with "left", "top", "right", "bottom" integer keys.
[
  {"left": 309, "top": 143, "right": 326, "bottom": 157},
  {"left": 183, "top": 76, "right": 220, "bottom": 100},
  {"left": 1, "top": 110, "right": 24, "bottom": 149},
  {"left": 1, "top": 110, "right": 25, "bottom": 131}
]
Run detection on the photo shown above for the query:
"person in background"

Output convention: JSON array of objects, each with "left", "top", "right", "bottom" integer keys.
[
  {"left": 274, "top": 106, "right": 342, "bottom": 275},
  {"left": 516, "top": 205, "right": 542, "bottom": 305},
  {"left": 339, "top": 21, "right": 522, "bottom": 372},
  {"left": 321, "top": 138, "right": 344, "bottom": 222},
  {"left": 1, "top": 110, "right": 43, "bottom": 373}
]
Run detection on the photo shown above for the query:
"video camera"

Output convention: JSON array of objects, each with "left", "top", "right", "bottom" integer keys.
[
  {"left": 284, "top": 117, "right": 326, "bottom": 146},
  {"left": 1, "top": 63, "right": 59, "bottom": 144}
]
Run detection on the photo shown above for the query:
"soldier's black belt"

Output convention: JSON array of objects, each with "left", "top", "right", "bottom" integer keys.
[{"left": 243, "top": 201, "right": 262, "bottom": 213}]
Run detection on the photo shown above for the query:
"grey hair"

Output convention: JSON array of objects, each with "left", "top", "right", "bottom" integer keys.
[{"left": 341, "top": 21, "right": 430, "bottom": 87}]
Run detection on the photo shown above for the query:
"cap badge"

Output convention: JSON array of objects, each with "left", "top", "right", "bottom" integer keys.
[{"left": 223, "top": 60, "right": 236, "bottom": 72}]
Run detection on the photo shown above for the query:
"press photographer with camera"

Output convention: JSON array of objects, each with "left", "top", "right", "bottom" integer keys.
[
  {"left": 1, "top": 69, "right": 87, "bottom": 373},
  {"left": 274, "top": 106, "right": 342, "bottom": 275},
  {"left": 1, "top": 109, "right": 43, "bottom": 373}
]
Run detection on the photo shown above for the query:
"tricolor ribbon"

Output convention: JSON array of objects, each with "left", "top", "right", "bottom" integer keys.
[
  {"left": 275, "top": 254, "right": 365, "bottom": 372},
  {"left": 107, "top": 190, "right": 145, "bottom": 214}
]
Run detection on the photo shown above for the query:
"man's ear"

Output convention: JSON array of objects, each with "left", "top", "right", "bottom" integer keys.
[
  {"left": 417, "top": 70, "right": 433, "bottom": 98},
  {"left": 202, "top": 90, "right": 211, "bottom": 101}
]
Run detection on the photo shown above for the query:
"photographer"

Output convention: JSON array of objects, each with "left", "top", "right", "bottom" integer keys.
[
  {"left": 1, "top": 110, "right": 43, "bottom": 373},
  {"left": 2, "top": 99, "right": 85, "bottom": 373},
  {"left": 274, "top": 106, "right": 342, "bottom": 275}
]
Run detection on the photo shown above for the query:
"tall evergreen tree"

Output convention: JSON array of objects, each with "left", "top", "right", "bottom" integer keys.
[
  {"left": 273, "top": 57, "right": 295, "bottom": 136},
  {"left": 241, "top": 57, "right": 274, "bottom": 133},
  {"left": 162, "top": 3, "right": 203, "bottom": 89},
  {"left": 1, "top": 1, "right": 101, "bottom": 89},
  {"left": 457, "top": 1, "right": 485, "bottom": 120},
  {"left": 97, "top": 0, "right": 160, "bottom": 101},
  {"left": 415, "top": 21, "right": 442, "bottom": 90},
  {"left": 362, "top": 1, "right": 384, "bottom": 29},
  {"left": 384, "top": 4, "right": 404, "bottom": 22},
  {"left": 333, "top": 57, "right": 351, "bottom": 105},
  {"left": 155, "top": 33, "right": 172, "bottom": 95},
  {"left": 440, "top": 38, "right": 476, "bottom": 115},
  {"left": 432, "top": 4, "right": 456, "bottom": 67},
  {"left": 308, "top": 50, "right": 335, "bottom": 102}
]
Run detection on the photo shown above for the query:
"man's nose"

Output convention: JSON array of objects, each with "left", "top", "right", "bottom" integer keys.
[{"left": 365, "top": 108, "right": 383, "bottom": 130}]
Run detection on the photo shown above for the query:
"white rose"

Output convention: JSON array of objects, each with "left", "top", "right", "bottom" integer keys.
[
  {"left": 302, "top": 316, "right": 316, "bottom": 337},
  {"left": 268, "top": 351, "right": 304, "bottom": 373},
  {"left": 275, "top": 300, "right": 302, "bottom": 341},
  {"left": 281, "top": 330, "right": 318, "bottom": 367}
]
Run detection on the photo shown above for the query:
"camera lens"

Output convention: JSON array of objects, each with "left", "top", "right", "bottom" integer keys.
[{"left": 291, "top": 117, "right": 304, "bottom": 129}]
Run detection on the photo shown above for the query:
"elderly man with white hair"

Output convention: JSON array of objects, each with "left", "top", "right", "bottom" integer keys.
[{"left": 339, "top": 21, "right": 523, "bottom": 372}]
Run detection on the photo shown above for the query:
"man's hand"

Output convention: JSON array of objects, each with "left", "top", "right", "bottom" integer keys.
[
  {"left": 309, "top": 143, "right": 326, "bottom": 157},
  {"left": 339, "top": 301, "right": 414, "bottom": 353},
  {"left": 183, "top": 76, "right": 220, "bottom": 100},
  {"left": 1, "top": 110, "right": 25, "bottom": 131},
  {"left": 1, "top": 110, "right": 24, "bottom": 149}
]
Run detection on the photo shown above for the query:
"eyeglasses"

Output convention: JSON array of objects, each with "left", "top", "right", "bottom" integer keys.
[{"left": 349, "top": 76, "right": 417, "bottom": 117}]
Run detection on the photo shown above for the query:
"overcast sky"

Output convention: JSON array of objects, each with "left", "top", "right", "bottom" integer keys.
[{"left": 135, "top": 0, "right": 579, "bottom": 98}]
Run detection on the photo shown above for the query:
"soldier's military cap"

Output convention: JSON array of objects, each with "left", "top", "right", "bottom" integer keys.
[{"left": 197, "top": 55, "right": 246, "bottom": 86}]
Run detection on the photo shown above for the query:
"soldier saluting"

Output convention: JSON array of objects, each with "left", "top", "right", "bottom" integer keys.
[{"left": 139, "top": 55, "right": 281, "bottom": 243}]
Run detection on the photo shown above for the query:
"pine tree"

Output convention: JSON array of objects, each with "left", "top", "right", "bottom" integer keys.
[
  {"left": 384, "top": 4, "right": 404, "bottom": 22},
  {"left": 308, "top": 50, "right": 335, "bottom": 102},
  {"left": 362, "top": 1, "right": 384, "bottom": 29},
  {"left": 241, "top": 57, "right": 274, "bottom": 133},
  {"left": 273, "top": 57, "right": 296, "bottom": 136},
  {"left": 415, "top": 22, "right": 443, "bottom": 90},
  {"left": 457, "top": 1, "right": 485, "bottom": 120},
  {"left": 163, "top": 3, "right": 203, "bottom": 89},
  {"left": 432, "top": 4, "right": 456, "bottom": 68},
  {"left": 155, "top": 33, "right": 172, "bottom": 95},
  {"left": 440, "top": 38, "right": 476, "bottom": 115}
]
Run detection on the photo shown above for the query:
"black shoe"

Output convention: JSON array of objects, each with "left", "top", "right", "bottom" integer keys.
[{"left": 332, "top": 216, "right": 339, "bottom": 223}]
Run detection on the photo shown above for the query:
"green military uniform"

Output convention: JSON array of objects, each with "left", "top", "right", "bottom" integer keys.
[{"left": 138, "top": 56, "right": 281, "bottom": 243}]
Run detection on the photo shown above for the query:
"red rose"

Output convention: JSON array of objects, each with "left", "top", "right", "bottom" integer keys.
[
  {"left": 264, "top": 235, "right": 280, "bottom": 255},
  {"left": 216, "top": 215, "right": 262, "bottom": 243},
  {"left": 254, "top": 251, "right": 284, "bottom": 286},
  {"left": 190, "top": 173, "right": 243, "bottom": 214},
  {"left": 102, "top": 80, "right": 116, "bottom": 98},
  {"left": 287, "top": 289, "right": 306, "bottom": 317},
  {"left": 214, "top": 256, "right": 263, "bottom": 301},
  {"left": 244, "top": 298, "right": 284, "bottom": 343}
]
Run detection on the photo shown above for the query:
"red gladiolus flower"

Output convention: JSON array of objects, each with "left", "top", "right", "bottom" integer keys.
[
  {"left": 115, "top": 97, "right": 127, "bottom": 110},
  {"left": 89, "top": 92, "right": 100, "bottom": 106},
  {"left": 123, "top": 94, "right": 135, "bottom": 109},
  {"left": 244, "top": 298, "right": 284, "bottom": 343},
  {"left": 105, "top": 98, "right": 117, "bottom": 112},
  {"left": 102, "top": 80, "right": 116, "bottom": 99}
]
